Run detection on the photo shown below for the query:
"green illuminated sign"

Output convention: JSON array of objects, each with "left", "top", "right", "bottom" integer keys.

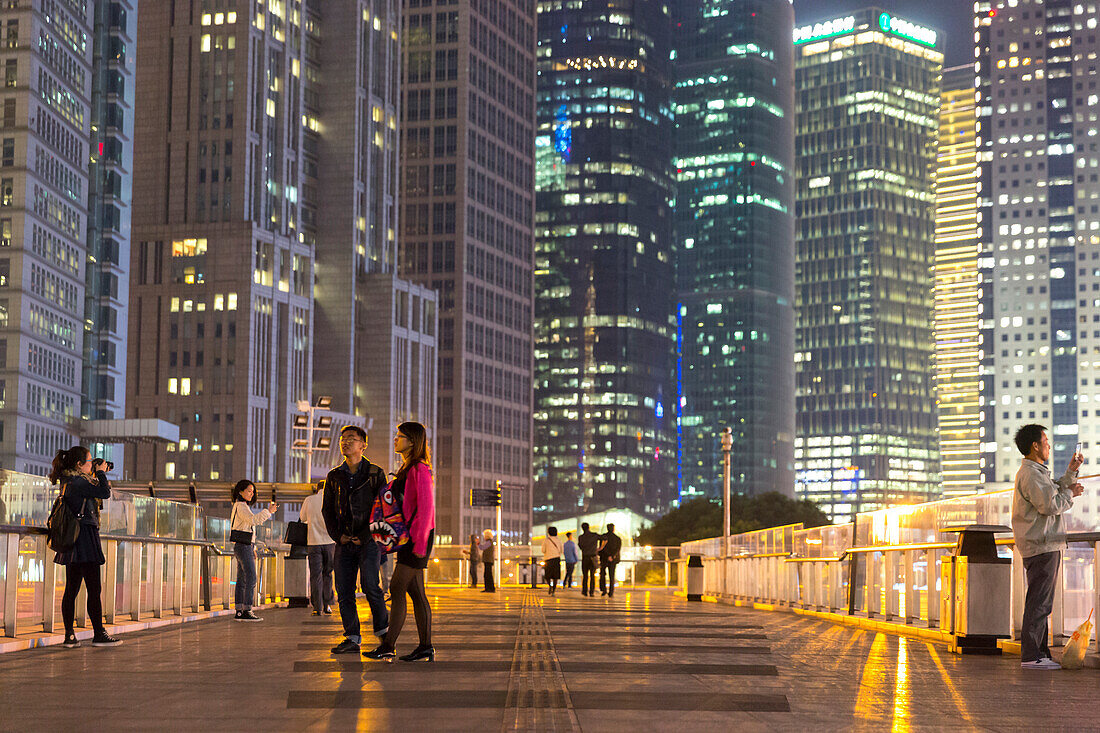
[
  {"left": 878, "top": 13, "right": 937, "bottom": 47},
  {"left": 793, "top": 16, "right": 856, "bottom": 45}
]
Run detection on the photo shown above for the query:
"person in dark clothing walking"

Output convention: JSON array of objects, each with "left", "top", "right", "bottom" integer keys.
[
  {"left": 478, "top": 529, "right": 496, "bottom": 592},
  {"left": 465, "top": 534, "right": 480, "bottom": 588},
  {"left": 321, "top": 425, "right": 390, "bottom": 654},
  {"left": 577, "top": 523, "right": 600, "bottom": 597},
  {"left": 50, "top": 447, "right": 122, "bottom": 648},
  {"left": 598, "top": 523, "right": 623, "bottom": 597},
  {"left": 562, "top": 532, "right": 578, "bottom": 588}
]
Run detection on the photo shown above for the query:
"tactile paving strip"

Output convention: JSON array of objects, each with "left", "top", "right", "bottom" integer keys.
[{"left": 501, "top": 591, "right": 581, "bottom": 732}]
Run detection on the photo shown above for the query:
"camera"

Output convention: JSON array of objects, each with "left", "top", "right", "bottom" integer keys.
[{"left": 93, "top": 458, "right": 115, "bottom": 472}]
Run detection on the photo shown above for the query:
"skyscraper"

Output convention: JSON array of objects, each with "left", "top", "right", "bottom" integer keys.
[
  {"left": 794, "top": 9, "right": 942, "bottom": 522},
  {"left": 128, "top": 2, "right": 315, "bottom": 483},
  {"left": 308, "top": 0, "right": 437, "bottom": 478},
  {"left": 0, "top": 0, "right": 138, "bottom": 474},
  {"left": 933, "top": 64, "right": 981, "bottom": 498},
  {"left": 399, "top": 0, "right": 535, "bottom": 543},
  {"left": 975, "top": 0, "right": 1100, "bottom": 482},
  {"left": 533, "top": 1, "right": 676, "bottom": 524},
  {"left": 673, "top": 0, "right": 796, "bottom": 502},
  {"left": 83, "top": 0, "right": 137, "bottom": 431}
]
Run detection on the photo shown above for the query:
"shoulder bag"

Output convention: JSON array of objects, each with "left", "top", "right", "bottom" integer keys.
[
  {"left": 229, "top": 503, "right": 253, "bottom": 544},
  {"left": 46, "top": 484, "right": 82, "bottom": 553}
]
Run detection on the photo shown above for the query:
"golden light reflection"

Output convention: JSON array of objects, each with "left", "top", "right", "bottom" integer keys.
[
  {"left": 891, "top": 637, "right": 909, "bottom": 733},
  {"left": 925, "top": 643, "right": 975, "bottom": 726},
  {"left": 854, "top": 633, "right": 889, "bottom": 725}
]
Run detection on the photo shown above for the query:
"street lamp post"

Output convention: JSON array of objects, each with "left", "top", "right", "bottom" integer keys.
[
  {"left": 292, "top": 396, "right": 333, "bottom": 482},
  {"left": 721, "top": 427, "right": 733, "bottom": 552}
]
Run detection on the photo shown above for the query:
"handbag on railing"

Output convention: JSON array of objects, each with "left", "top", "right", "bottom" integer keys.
[
  {"left": 46, "top": 485, "right": 83, "bottom": 553},
  {"left": 283, "top": 520, "right": 308, "bottom": 546}
]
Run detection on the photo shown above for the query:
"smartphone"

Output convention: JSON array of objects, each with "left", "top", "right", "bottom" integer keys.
[{"left": 1076, "top": 442, "right": 1082, "bottom": 455}]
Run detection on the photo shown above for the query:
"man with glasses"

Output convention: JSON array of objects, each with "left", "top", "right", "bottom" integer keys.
[{"left": 321, "top": 425, "right": 389, "bottom": 654}]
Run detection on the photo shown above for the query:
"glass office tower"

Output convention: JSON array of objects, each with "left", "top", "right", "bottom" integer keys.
[
  {"left": 934, "top": 65, "right": 982, "bottom": 498},
  {"left": 673, "top": 0, "right": 796, "bottom": 501},
  {"left": 794, "top": 10, "right": 942, "bottom": 522},
  {"left": 534, "top": 0, "right": 676, "bottom": 523},
  {"left": 975, "top": 0, "right": 1100, "bottom": 482}
]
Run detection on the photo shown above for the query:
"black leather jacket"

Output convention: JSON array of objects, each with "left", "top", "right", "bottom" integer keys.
[{"left": 321, "top": 459, "right": 387, "bottom": 543}]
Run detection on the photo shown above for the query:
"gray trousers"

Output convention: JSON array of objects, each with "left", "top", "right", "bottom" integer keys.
[
  {"left": 307, "top": 543, "right": 335, "bottom": 612},
  {"left": 1021, "top": 550, "right": 1060, "bottom": 662}
]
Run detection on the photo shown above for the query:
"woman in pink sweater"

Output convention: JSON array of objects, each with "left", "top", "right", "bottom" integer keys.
[{"left": 365, "top": 421, "right": 436, "bottom": 662}]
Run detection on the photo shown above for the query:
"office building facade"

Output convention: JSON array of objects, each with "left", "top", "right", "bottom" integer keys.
[
  {"left": 794, "top": 10, "right": 942, "bottom": 522},
  {"left": 0, "top": 1, "right": 138, "bottom": 474},
  {"left": 128, "top": 1, "right": 314, "bottom": 483},
  {"left": 976, "top": 1, "right": 1100, "bottom": 482},
  {"left": 934, "top": 65, "right": 982, "bottom": 498},
  {"left": 309, "top": 0, "right": 437, "bottom": 481},
  {"left": 533, "top": 0, "right": 676, "bottom": 524},
  {"left": 399, "top": 0, "right": 535, "bottom": 542},
  {"left": 673, "top": 0, "right": 796, "bottom": 501}
]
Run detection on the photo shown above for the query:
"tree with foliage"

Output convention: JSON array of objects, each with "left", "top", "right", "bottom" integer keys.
[{"left": 635, "top": 493, "right": 831, "bottom": 546}]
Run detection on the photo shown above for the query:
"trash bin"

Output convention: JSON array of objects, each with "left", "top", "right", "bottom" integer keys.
[
  {"left": 940, "top": 524, "right": 1012, "bottom": 654},
  {"left": 686, "top": 554, "right": 704, "bottom": 602},
  {"left": 283, "top": 555, "right": 310, "bottom": 608}
]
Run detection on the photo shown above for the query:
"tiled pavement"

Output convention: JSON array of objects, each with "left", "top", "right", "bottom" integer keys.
[{"left": 1, "top": 586, "right": 1099, "bottom": 732}]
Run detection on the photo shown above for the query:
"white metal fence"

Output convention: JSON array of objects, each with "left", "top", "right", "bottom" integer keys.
[{"left": 680, "top": 488, "right": 1100, "bottom": 653}]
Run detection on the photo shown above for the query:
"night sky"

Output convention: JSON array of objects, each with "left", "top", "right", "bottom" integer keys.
[{"left": 792, "top": 0, "right": 974, "bottom": 68}]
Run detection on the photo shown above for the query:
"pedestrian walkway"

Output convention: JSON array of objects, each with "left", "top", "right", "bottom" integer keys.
[{"left": 1, "top": 587, "right": 1097, "bottom": 731}]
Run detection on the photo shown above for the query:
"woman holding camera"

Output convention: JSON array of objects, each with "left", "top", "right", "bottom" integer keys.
[
  {"left": 51, "top": 447, "right": 121, "bottom": 648},
  {"left": 230, "top": 480, "right": 277, "bottom": 621},
  {"left": 364, "top": 422, "right": 436, "bottom": 662}
]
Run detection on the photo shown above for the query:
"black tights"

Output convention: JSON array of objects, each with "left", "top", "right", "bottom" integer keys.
[
  {"left": 382, "top": 562, "right": 431, "bottom": 650},
  {"left": 62, "top": 562, "right": 105, "bottom": 635}
]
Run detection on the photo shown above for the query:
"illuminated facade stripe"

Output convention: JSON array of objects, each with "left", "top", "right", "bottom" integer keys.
[{"left": 933, "top": 66, "right": 982, "bottom": 498}]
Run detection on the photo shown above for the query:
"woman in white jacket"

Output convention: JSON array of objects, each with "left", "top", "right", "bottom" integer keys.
[
  {"left": 541, "top": 526, "right": 563, "bottom": 596},
  {"left": 230, "top": 480, "right": 277, "bottom": 621}
]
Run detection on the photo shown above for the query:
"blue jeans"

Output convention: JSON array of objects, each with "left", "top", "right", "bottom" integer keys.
[
  {"left": 307, "top": 544, "right": 335, "bottom": 612},
  {"left": 334, "top": 540, "right": 388, "bottom": 643},
  {"left": 234, "top": 542, "right": 257, "bottom": 610}
]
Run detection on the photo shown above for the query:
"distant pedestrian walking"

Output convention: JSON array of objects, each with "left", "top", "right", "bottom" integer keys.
[
  {"left": 298, "top": 480, "right": 335, "bottom": 615},
  {"left": 321, "top": 425, "right": 390, "bottom": 654},
  {"left": 365, "top": 422, "right": 437, "bottom": 663},
  {"left": 479, "top": 529, "right": 496, "bottom": 592},
  {"left": 563, "top": 532, "right": 578, "bottom": 588},
  {"left": 465, "top": 534, "right": 481, "bottom": 588},
  {"left": 542, "top": 527, "right": 563, "bottom": 595},
  {"left": 231, "top": 480, "right": 277, "bottom": 621},
  {"left": 577, "top": 522, "right": 599, "bottom": 597},
  {"left": 1011, "top": 424, "right": 1084, "bottom": 670},
  {"left": 51, "top": 447, "right": 121, "bottom": 648},
  {"left": 598, "top": 523, "right": 622, "bottom": 598}
]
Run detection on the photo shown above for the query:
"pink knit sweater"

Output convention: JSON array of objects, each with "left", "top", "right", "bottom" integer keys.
[{"left": 403, "top": 462, "right": 436, "bottom": 556}]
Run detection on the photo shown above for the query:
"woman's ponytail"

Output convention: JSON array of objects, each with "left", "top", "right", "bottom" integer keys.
[{"left": 48, "top": 445, "right": 88, "bottom": 485}]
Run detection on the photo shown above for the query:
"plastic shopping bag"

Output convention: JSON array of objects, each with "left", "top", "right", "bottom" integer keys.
[{"left": 1061, "top": 609, "right": 1093, "bottom": 670}]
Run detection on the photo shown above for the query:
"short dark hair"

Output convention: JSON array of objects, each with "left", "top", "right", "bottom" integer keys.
[
  {"left": 606, "top": 523, "right": 615, "bottom": 532},
  {"left": 566, "top": 531, "right": 573, "bottom": 538},
  {"left": 548, "top": 526, "right": 557, "bottom": 537},
  {"left": 339, "top": 424, "right": 366, "bottom": 441},
  {"left": 581, "top": 522, "right": 589, "bottom": 531},
  {"left": 232, "top": 479, "right": 256, "bottom": 505},
  {"left": 1015, "top": 424, "right": 1047, "bottom": 456}
]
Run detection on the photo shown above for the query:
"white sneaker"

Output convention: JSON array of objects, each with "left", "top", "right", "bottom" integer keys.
[{"left": 1021, "top": 658, "right": 1061, "bottom": 670}]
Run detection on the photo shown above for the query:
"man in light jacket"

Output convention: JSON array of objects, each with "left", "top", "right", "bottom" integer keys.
[
  {"left": 1011, "top": 423, "right": 1084, "bottom": 670},
  {"left": 298, "top": 480, "right": 335, "bottom": 615}
]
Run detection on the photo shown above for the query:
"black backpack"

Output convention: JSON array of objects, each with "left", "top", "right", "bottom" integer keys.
[{"left": 46, "top": 489, "right": 82, "bottom": 553}]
